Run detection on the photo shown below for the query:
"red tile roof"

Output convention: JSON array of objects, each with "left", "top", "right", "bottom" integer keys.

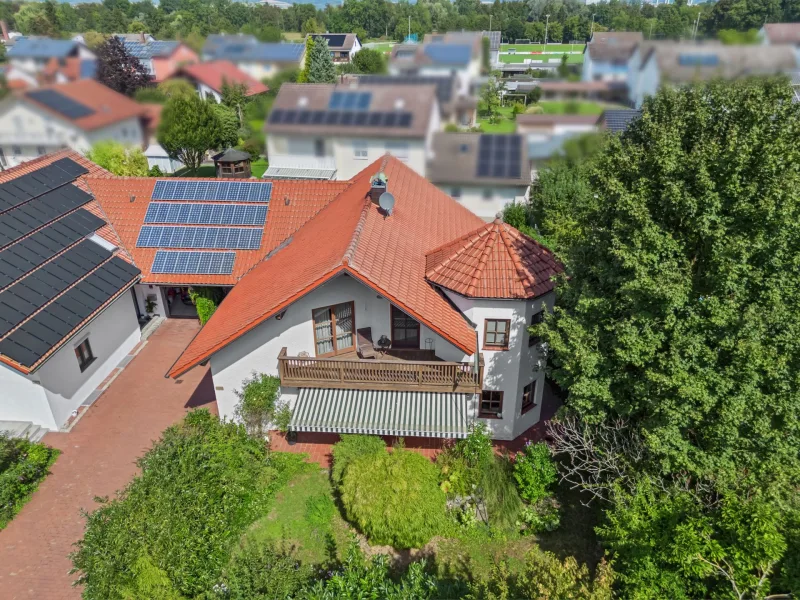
[
  {"left": 425, "top": 216, "right": 563, "bottom": 299},
  {"left": 87, "top": 177, "right": 348, "bottom": 286},
  {"left": 24, "top": 80, "right": 147, "bottom": 131},
  {"left": 176, "top": 60, "right": 269, "bottom": 96},
  {"left": 168, "top": 156, "right": 503, "bottom": 377}
]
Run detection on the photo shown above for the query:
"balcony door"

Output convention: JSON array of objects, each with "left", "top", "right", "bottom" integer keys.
[
  {"left": 391, "top": 305, "right": 420, "bottom": 349},
  {"left": 312, "top": 301, "right": 355, "bottom": 357}
]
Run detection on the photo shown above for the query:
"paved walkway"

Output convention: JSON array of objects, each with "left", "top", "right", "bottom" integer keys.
[{"left": 0, "top": 319, "right": 216, "bottom": 600}]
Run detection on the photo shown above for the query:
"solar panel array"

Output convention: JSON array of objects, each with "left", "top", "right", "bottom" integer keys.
[
  {"left": 27, "top": 90, "right": 95, "bottom": 120},
  {"left": 357, "top": 75, "right": 454, "bottom": 105},
  {"left": 123, "top": 40, "right": 179, "bottom": 59},
  {"left": 137, "top": 226, "right": 262, "bottom": 250},
  {"left": 152, "top": 180, "right": 273, "bottom": 202},
  {"left": 476, "top": 135, "right": 523, "bottom": 179},
  {"left": 679, "top": 54, "right": 719, "bottom": 67},
  {"left": 423, "top": 44, "right": 473, "bottom": 66},
  {"left": 315, "top": 34, "right": 347, "bottom": 48},
  {"left": 329, "top": 91, "right": 372, "bottom": 110},
  {"left": 152, "top": 251, "right": 236, "bottom": 275},
  {"left": 144, "top": 202, "right": 267, "bottom": 225},
  {"left": 0, "top": 158, "right": 88, "bottom": 212},
  {"left": 269, "top": 109, "right": 413, "bottom": 128}
]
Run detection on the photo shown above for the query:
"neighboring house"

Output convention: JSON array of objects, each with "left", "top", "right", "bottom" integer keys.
[
  {"left": 140, "top": 103, "right": 184, "bottom": 174},
  {"left": 351, "top": 74, "right": 478, "bottom": 127},
  {"left": 0, "top": 151, "right": 142, "bottom": 431},
  {"left": 389, "top": 32, "right": 484, "bottom": 96},
  {"left": 482, "top": 30, "right": 501, "bottom": 66},
  {"left": 597, "top": 109, "right": 641, "bottom": 133},
  {"left": 517, "top": 114, "right": 599, "bottom": 173},
  {"left": 759, "top": 23, "right": 800, "bottom": 47},
  {"left": 162, "top": 157, "right": 563, "bottom": 441},
  {"left": 0, "top": 79, "right": 147, "bottom": 168},
  {"left": 7, "top": 37, "right": 94, "bottom": 76},
  {"left": 123, "top": 40, "right": 199, "bottom": 82},
  {"left": 581, "top": 31, "right": 643, "bottom": 94},
  {"left": 39, "top": 56, "right": 97, "bottom": 86},
  {"left": 537, "top": 80, "right": 628, "bottom": 104},
  {"left": 114, "top": 32, "right": 157, "bottom": 44},
  {"left": 264, "top": 83, "right": 440, "bottom": 180},
  {"left": 426, "top": 132, "right": 531, "bottom": 220},
  {"left": 202, "top": 35, "right": 305, "bottom": 80},
  {"left": 173, "top": 60, "right": 269, "bottom": 103},
  {"left": 309, "top": 33, "right": 362, "bottom": 63}
]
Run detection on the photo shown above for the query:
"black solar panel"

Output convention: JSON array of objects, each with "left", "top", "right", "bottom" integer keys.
[
  {"left": 0, "top": 209, "right": 105, "bottom": 289},
  {"left": 151, "top": 251, "right": 236, "bottom": 275},
  {"left": 144, "top": 202, "right": 267, "bottom": 225},
  {"left": 0, "top": 158, "right": 88, "bottom": 212},
  {"left": 136, "top": 226, "right": 263, "bottom": 250},
  {"left": 317, "top": 34, "right": 346, "bottom": 48},
  {"left": 27, "top": 90, "right": 95, "bottom": 120},
  {"left": 0, "top": 185, "right": 94, "bottom": 250},
  {"left": 0, "top": 239, "right": 110, "bottom": 338},
  {"left": 476, "top": 135, "right": 523, "bottom": 179},
  {"left": 269, "top": 109, "right": 414, "bottom": 129},
  {"left": 151, "top": 181, "right": 272, "bottom": 202},
  {"left": 0, "top": 256, "right": 139, "bottom": 367}
]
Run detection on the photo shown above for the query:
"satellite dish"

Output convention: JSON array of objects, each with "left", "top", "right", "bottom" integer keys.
[{"left": 378, "top": 192, "right": 395, "bottom": 216}]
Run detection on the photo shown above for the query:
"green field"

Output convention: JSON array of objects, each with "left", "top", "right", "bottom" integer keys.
[
  {"left": 501, "top": 43, "right": 585, "bottom": 52},
  {"left": 500, "top": 53, "right": 583, "bottom": 64},
  {"left": 367, "top": 42, "right": 395, "bottom": 54}
]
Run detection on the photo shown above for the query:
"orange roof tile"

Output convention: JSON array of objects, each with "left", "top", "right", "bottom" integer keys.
[
  {"left": 168, "top": 157, "right": 512, "bottom": 378},
  {"left": 87, "top": 177, "right": 348, "bottom": 286},
  {"left": 176, "top": 60, "right": 269, "bottom": 96},
  {"left": 24, "top": 80, "right": 147, "bottom": 131},
  {"left": 425, "top": 217, "right": 563, "bottom": 299}
]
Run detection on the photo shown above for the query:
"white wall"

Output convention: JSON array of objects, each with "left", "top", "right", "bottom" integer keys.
[
  {"left": 87, "top": 117, "right": 145, "bottom": 151},
  {"left": 0, "top": 363, "right": 54, "bottom": 429},
  {"left": 209, "top": 273, "right": 469, "bottom": 419},
  {"left": 442, "top": 185, "right": 529, "bottom": 221},
  {"left": 197, "top": 82, "right": 222, "bottom": 103},
  {"left": 36, "top": 291, "right": 141, "bottom": 429},
  {"left": 133, "top": 283, "right": 169, "bottom": 317}
]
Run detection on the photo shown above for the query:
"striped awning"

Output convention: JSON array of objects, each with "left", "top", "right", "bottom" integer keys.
[{"left": 290, "top": 388, "right": 475, "bottom": 438}]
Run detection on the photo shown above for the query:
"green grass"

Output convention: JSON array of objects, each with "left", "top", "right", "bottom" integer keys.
[
  {"left": 174, "top": 165, "right": 217, "bottom": 177},
  {"left": 283, "top": 32, "right": 304, "bottom": 42},
  {"left": 500, "top": 53, "right": 583, "bottom": 64},
  {"left": 477, "top": 105, "right": 517, "bottom": 134},
  {"left": 240, "top": 468, "right": 353, "bottom": 565},
  {"left": 368, "top": 42, "right": 395, "bottom": 54},
  {"left": 500, "top": 43, "right": 584, "bottom": 52},
  {"left": 434, "top": 529, "right": 539, "bottom": 581},
  {"left": 538, "top": 100, "right": 613, "bottom": 115},
  {"left": 251, "top": 158, "right": 268, "bottom": 178}
]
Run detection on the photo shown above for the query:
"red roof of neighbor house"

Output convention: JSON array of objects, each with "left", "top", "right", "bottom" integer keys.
[
  {"left": 762, "top": 23, "right": 800, "bottom": 44},
  {"left": 177, "top": 60, "right": 269, "bottom": 96},
  {"left": 23, "top": 80, "right": 147, "bottom": 131},
  {"left": 425, "top": 216, "right": 563, "bottom": 299},
  {"left": 87, "top": 177, "right": 349, "bottom": 286},
  {"left": 167, "top": 156, "right": 511, "bottom": 378}
]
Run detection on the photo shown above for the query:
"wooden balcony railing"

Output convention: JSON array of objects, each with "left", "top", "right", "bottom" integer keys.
[{"left": 277, "top": 348, "right": 484, "bottom": 393}]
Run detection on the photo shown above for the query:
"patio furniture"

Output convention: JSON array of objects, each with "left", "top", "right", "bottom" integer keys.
[{"left": 357, "top": 327, "right": 377, "bottom": 359}]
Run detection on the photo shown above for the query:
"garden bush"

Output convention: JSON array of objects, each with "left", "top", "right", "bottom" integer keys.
[
  {"left": 71, "top": 410, "right": 306, "bottom": 599},
  {"left": 215, "top": 541, "right": 312, "bottom": 599},
  {"left": 188, "top": 285, "right": 224, "bottom": 325},
  {"left": 437, "top": 422, "right": 493, "bottom": 497},
  {"left": 0, "top": 434, "right": 59, "bottom": 529},
  {"left": 330, "top": 434, "right": 386, "bottom": 486},
  {"left": 233, "top": 373, "right": 284, "bottom": 438},
  {"left": 340, "top": 448, "right": 446, "bottom": 548},
  {"left": 480, "top": 454, "right": 523, "bottom": 530},
  {"left": 513, "top": 442, "right": 558, "bottom": 504}
]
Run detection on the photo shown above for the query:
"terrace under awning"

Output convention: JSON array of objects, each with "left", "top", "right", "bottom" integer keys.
[{"left": 289, "top": 388, "right": 475, "bottom": 438}]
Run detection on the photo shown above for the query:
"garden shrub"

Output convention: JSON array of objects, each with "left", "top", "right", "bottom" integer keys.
[
  {"left": 513, "top": 442, "right": 558, "bottom": 504},
  {"left": 480, "top": 454, "right": 523, "bottom": 530},
  {"left": 188, "top": 285, "right": 223, "bottom": 325},
  {"left": 340, "top": 448, "right": 446, "bottom": 548},
  {"left": 233, "top": 373, "right": 283, "bottom": 438},
  {"left": 71, "top": 410, "right": 302, "bottom": 599},
  {"left": 330, "top": 434, "right": 386, "bottom": 486},
  {"left": 519, "top": 496, "right": 561, "bottom": 533},
  {"left": 437, "top": 422, "right": 493, "bottom": 497},
  {"left": 0, "top": 434, "right": 59, "bottom": 529},
  {"left": 215, "top": 541, "right": 312, "bottom": 599}
]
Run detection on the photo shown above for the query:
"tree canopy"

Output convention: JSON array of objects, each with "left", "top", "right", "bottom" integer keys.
[
  {"left": 95, "top": 36, "right": 151, "bottom": 97},
  {"left": 157, "top": 94, "right": 223, "bottom": 173},
  {"left": 306, "top": 37, "right": 336, "bottom": 84},
  {"left": 86, "top": 141, "right": 148, "bottom": 176}
]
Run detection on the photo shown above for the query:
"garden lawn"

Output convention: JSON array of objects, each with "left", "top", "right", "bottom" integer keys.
[
  {"left": 477, "top": 105, "right": 516, "bottom": 134},
  {"left": 251, "top": 158, "right": 268, "bottom": 178},
  {"left": 240, "top": 467, "right": 353, "bottom": 566},
  {"left": 500, "top": 43, "right": 585, "bottom": 53},
  {"left": 539, "top": 100, "right": 615, "bottom": 115},
  {"left": 500, "top": 53, "right": 583, "bottom": 64},
  {"left": 174, "top": 164, "right": 217, "bottom": 177},
  {"left": 283, "top": 32, "right": 303, "bottom": 42}
]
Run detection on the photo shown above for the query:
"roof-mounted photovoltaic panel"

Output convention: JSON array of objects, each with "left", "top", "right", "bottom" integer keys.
[
  {"left": 423, "top": 44, "right": 473, "bottom": 66},
  {"left": 27, "top": 89, "right": 95, "bottom": 120},
  {"left": 269, "top": 109, "right": 413, "bottom": 128},
  {"left": 152, "top": 180, "right": 272, "bottom": 203},
  {"left": 144, "top": 202, "right": 268, "bottom": 226},
  {"left": 0, "top": 209, "right": 106, "bottom": 290},
  {"left": 329, "top": 91, "right": 372, "bottom": 111},
  {"left": 315, "top": 34, "right": 346, "bottom": 48},
  {"left": 0, "top": 256, "right": 140, "bottom": 368},
  {"left": 0, "top": 239, "right": 111, "bottom": 338},
  {"left": 151, "top": 250, "right": 236, "bottom": 275},
  {"left": 0, "top": 185, "right": 94, "bottom": 250},
  {"left": 476, "top": 135, "right": 523, "bottom": 179},
  {"left": 0, "top": 158, "right": 88, "bottom": 212},
  {"left": 136, "top": 226, "right": 263, "bottom": 250}
]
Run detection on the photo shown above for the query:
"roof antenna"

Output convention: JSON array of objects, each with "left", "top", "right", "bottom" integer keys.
[{"left": 129, "top": 195, "right": 135, "bottom": 203}]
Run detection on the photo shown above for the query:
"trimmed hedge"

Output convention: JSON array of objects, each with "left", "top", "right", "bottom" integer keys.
[
  {"left": 0, "top": 434, "right": 59, "bottom": 529},
  {"left": 340, "top": 448, "right": 446, "bottom": 549}
]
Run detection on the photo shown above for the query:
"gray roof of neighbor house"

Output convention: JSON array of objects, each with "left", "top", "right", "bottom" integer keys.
[
  {"left": 482, "top": 30, "right": 501, "bottom": 52},
  {"left": 123, "top": 40, "right": 180, "bottom": 59},
  {"left": 204, "top": 33, "right": 257, "bottom": 55},
  {"left": 391, "top": 32, "right": 482, "bottom": 68},
  {"left": 586, "top": 32, "right": 643, "bottom": 62},
  {"left": 7, "top": 37, "right": 81, "bottom": 59},
  {"left": 267, "top": 83, "right": 438, "bottom": 139},
  {"left": 640, "top": 41, "right": 800, "bottom": 82},
  {"left": 762, "top": 23, "right": 800, "bottom": 45},
  {"left": 590, "top": 32, "right": 644, "bottom": 45},
  {"left": 427, "top": 132, "right": 530, "bottom": 186},
  {"left": 309, "top": 33, "right": 359, "bottom": 51},
  {"left": 350, "top": 74, "right": 462, "bottom": 117},
  {"left": 597, "top": 109, "right": 641, "bottom": 133},
  {"left": 212, "top": 148, "right": 252, "bottom": 163},
  {"left": 203, "top": 35, "right": 305, "bottom": 64}
]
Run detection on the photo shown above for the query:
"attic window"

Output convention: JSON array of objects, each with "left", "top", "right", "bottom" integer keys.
[
  {"left": 394, "top": 98, "right": 405, "bottom": 110},
  {"left": 459, "top": 144, "right": 469, "bottom": 153},
  {"left": 298, "top": 96, "right": 309, "bottom": 107}
]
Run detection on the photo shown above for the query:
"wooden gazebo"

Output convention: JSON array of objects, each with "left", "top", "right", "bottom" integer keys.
[{"left": 212, "top": 148, "right": 252, "bottom": 179}]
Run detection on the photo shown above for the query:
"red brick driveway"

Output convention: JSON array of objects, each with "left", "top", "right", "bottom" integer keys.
[{"left": 0, "top": 319, "right": 216, "bottom": 600}]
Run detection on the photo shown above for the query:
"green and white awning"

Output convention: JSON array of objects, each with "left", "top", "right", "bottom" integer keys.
[{"left": 290, "top": 388, "right": 475, "bottom": 438}]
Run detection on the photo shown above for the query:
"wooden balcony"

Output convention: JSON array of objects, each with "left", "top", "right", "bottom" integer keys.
[{"left": 277, "top": 347, "right": 484, "bottom": 393}]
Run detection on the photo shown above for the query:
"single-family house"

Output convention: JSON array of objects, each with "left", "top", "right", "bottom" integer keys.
[
  {"left": 123, "top": 40, "right": 199, "bottom": 82},
  {"left": 7, "top": 37, "right": 94, "bottom": 76},
  {"left": 0, "top": 151, "right": 142, "bottom": 431},
  {"left": 173, "top": 60, "right": 269, "bottom": 103},
  {"left": 596, "top": 109, "right": 641, "bottom": 134},
  {"left": 426, "top": 132, "right": 531, "bottom": 220},
  {"left": 309, "top": 33, "right": 362, "bottom": 63},
  {"left": 0, "top": 79, "right": 147, "bottom": 168},
  {"left": 202, "top": 35, "right": 305, "bottom": 80},
  {"left": 581, "top": 31, "right": 643, "bottom": 85},
  {"left": 264, "top": 83, "right": 439, "bottom": 181},
  {"left": 759, "top": 23, "right": 800, "bottom": 47}
]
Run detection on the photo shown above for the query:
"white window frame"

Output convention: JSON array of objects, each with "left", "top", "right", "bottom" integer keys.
[
  {"left": 385, "top": 141, "right": 409, "bottom": 162},
  {"left": 353, "top": 140, "right": 369, "bottom": 160}
]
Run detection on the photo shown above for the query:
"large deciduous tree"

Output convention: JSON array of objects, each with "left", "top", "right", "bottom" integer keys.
[
  {"left": 157, "top": 95, "right": 223, "bottom": 173},
  {"left": 539, "top": 77, "right": 800, "bottom": 485},
  {"left": 352, "top": 48, "right": 385, "bottom": 74},
  {"left": 95, "top": 36, "right": 151, "bottom": 96}
]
